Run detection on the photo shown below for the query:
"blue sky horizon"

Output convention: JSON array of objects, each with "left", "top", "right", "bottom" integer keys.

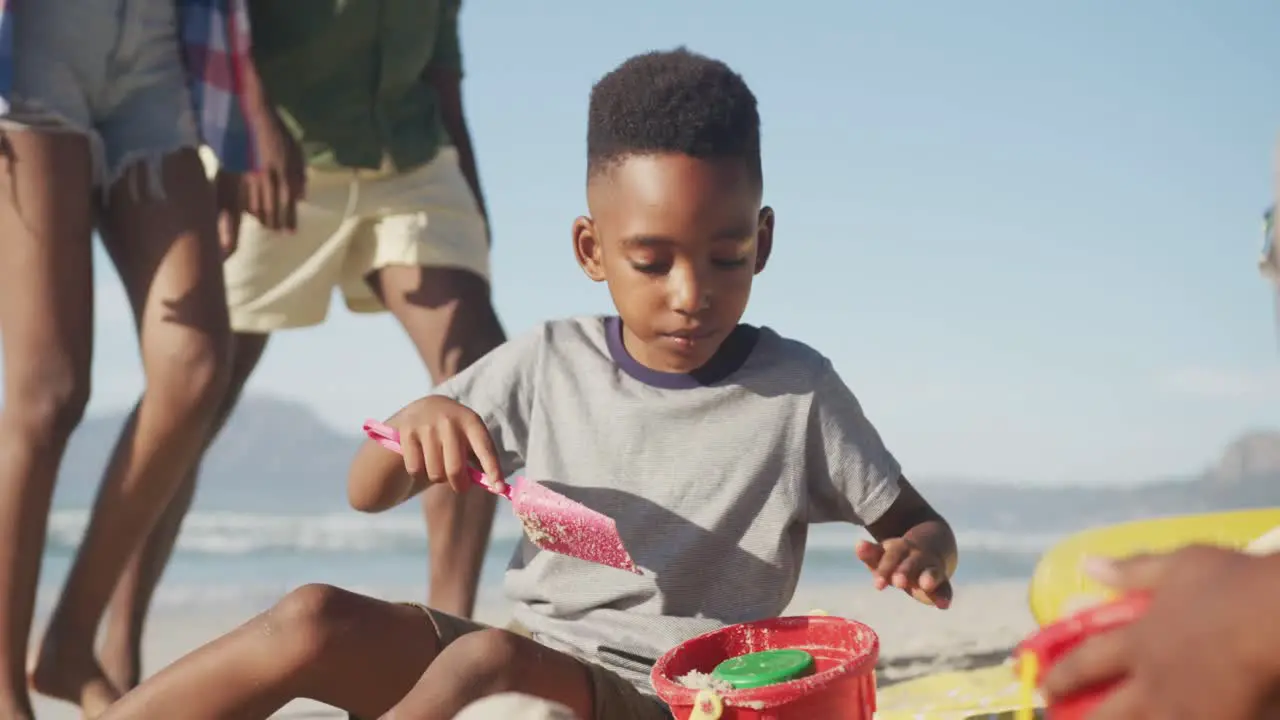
[{"left": 5, "top": 0, "right": 1280, "bottom": 486}]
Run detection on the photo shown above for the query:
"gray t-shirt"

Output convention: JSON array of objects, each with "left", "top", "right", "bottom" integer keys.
[{"left": 434, "top": 315, "right": 902, "bottom": 693}]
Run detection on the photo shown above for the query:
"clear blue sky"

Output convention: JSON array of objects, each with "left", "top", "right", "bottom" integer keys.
[{"left": 41, "top": 0, "right": 1280, "bottom": 485}]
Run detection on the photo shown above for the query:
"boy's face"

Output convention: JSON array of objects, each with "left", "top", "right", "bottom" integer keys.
[{"left": 574, "top": 153, "right": 774, "bottom": 373}]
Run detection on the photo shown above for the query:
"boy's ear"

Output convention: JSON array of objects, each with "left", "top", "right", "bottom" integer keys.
[
  {"left": 754, "top": 206, "right": 775, "bottom": 275},
  {"left": 573, "top": 216, "right": 607, "bottom": 282}
]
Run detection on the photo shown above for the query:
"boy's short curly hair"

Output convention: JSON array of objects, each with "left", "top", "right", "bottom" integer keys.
[{"left": 586, "top": 48, "right": 762, "bottom": 185}]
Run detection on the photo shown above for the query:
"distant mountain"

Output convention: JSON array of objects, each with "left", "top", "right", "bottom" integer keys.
[
  {"left": 53, "top": 396, "right": 360, "bottom": 513},
  {"left": 51, "top": 397, "right": 1280, "bottom": 531},
  {"left": 915, "top": 431, "right": 1280, "bottom": 532},
  {"left": 1206, "top": 430, "right": 1280, "bottom": 486}
]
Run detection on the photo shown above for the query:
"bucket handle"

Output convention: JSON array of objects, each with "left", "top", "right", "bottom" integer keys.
[
  {"left": 1014, "top": 651, "right": 1039, "bottom": 720},
  {"left": 688, "top": 689, "right": 724, "bottom": 720}
]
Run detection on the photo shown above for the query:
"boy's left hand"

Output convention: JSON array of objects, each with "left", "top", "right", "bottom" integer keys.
[{"left": 856, "top": 538, "right": 953, "bottom": 609}]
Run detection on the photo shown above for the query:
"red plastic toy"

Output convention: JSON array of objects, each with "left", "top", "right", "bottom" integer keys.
[
  {"left": 651, "top": 615, "right": 879, "bottom": 719},
  {"left": 1014, "top": 593, "right": 1150, "bottom": 719}
]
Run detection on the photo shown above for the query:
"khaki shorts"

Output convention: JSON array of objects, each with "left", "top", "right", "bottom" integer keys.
[
  {"left": 200, "top": 146, "right": 490, "bottom": 333},
  {"left": 403, "top": 606, "right": 670, "bottom": 720}
]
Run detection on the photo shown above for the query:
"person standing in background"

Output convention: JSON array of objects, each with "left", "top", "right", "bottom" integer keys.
[
  {"left": 1040, "top": 138, "right": 1280, "bottom": 720},
  {"left": 0, "top": 0, "right": 275, "bottom": 717},
  {"left": 97, "top": 0, "right": 507, "bottom": 694}
]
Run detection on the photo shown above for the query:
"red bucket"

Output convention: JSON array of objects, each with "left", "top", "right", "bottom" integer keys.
[
  {"left": 1013, "top": 594, "right": 1149, "bottom": 719},
  {"left": 650, "top": 616, "right": 879, "bottom": 720}
]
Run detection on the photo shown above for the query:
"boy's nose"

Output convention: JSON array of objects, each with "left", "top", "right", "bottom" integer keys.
[{"left": 668, "top": 270, "right": 711, "bottom": 314}]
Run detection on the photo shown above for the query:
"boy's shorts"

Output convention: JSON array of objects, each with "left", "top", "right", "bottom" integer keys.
[
  {"left": 409, "top": 605, "right": 670, "bottom": 720},
  {"left": 202, "top": 146, "right": 491, "bottom": 334},
  {"left": 4, "top": 0, "right": 200, "bottom": 192}
]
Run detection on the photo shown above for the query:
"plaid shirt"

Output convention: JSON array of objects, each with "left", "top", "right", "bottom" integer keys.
[{"left": 0, "top": 0, "right": 258, "bottom": 173}]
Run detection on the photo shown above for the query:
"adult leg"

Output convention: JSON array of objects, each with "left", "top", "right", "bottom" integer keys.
[
  {"left": 102, "top": 153, "right": 355, "bottom": 691},
  {"left": 370, "top": 266, "right": 506, "bottom": 617},
  {"left": 0, "top": 129, "right": 96, "bottom": 719},
  {"left": 99, "top": 332, "right": 269, "bottom": 691},
  {"left": 346, "top": 146, "right": 506, "bottom": 617},
  {"left": 99, "top": 585, "right": 443, "bottom": 719},
  {"left": 31, "top": 148, "right": 232, "bottom": 715}
]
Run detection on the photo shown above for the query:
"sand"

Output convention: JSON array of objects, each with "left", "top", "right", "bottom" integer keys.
[{"left": 30, "top": 580, "right": 1035, "bottom": 718}]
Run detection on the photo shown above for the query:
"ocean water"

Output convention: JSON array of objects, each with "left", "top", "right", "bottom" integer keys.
[{"left": 35, "top": 506, "right": 1059, "bottom": 612}]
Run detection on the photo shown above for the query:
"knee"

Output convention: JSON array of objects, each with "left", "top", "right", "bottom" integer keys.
[
  {"left": 267, "top": 583, "right": 363, "bottom": 663},
  {"left": 437, "top": 629, "right": 527, "bottom": 695},
  {"left": 2, "top": 361, "right": 90, "bottom": 447},
  {"left": 145, "top": 328, "right": 232, "bottom": 424}
]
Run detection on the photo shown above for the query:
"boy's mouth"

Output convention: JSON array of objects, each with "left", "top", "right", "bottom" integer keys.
[{"left": 663, "top": 328, "right": 716, "bottom": 350}]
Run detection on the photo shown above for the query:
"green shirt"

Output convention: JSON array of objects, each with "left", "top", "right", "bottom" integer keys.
[{"left": 247, "top": 0, "right": 462, "bottom": 171}]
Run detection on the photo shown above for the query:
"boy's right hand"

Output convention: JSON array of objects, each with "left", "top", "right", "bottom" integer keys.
[{"left": 391, "top": 396, "right": 507, "bottom": 495}]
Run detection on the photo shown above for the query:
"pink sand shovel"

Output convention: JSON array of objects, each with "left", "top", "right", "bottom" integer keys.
[{"left": 362, "top": 420, "right": 640, "bottom": 574}]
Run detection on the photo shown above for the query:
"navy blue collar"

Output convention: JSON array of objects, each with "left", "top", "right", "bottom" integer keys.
[{"left": 605, "top": 316, "right": 759, "bottom": 389}]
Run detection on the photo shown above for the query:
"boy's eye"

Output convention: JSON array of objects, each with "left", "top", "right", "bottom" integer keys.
[
  {"left": 631, "top": 257, "right": 747, "bottom": 273},
  {"left": 630, "top": 260, "right": 670, "bottom": 274}
]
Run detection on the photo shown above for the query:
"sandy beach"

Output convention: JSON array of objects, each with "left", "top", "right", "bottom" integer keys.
[{"left": 30, "top": 580, "right": 1035, "bottom": 718}]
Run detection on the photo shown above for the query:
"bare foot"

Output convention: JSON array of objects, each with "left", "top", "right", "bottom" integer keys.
[
  {"left": 29, "top": 629, "right": 120, "bottom": 719},
  {"left": 98, "top": 638, "right": 140, "bottom": 695}
]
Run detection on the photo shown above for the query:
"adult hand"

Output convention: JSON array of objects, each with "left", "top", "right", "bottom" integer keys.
[
  {"left": 1042, "top": 546, "right": 1280, "bottom": 719},
  {"left": 242, "top": 108, "right": 307, "bottom": 233},
  {"left": 213, "top": 168, "right": 242, "bottom": 259}
]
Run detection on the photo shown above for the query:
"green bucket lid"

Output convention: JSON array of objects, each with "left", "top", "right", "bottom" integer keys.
[{"left": 710, "top": 649, "right": 816, "bottom": 690}]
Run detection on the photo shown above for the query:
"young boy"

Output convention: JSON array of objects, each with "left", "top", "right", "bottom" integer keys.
[{"left": 97, "top": 48, "right": 959, "bottom": 720}]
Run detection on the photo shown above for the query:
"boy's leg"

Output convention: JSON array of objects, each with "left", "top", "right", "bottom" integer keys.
[
  {"left": 384, "top": 630, "right": 671, "bottom": 720},
  {"left": 100, "top": 585, "right": 452, "bottom": 719},
  {"left": 0, "top": 127, "right": 97, "bottom": 719},
  {"left": 346, "top": 148, "right": 505, "bottom": 617},
  {"left": 383, "top": 630, "right": 594, "bottom": 720}
]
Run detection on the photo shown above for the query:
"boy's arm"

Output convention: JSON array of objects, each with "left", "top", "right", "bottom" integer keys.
[
  {"left": 804, "top": 358, "right": 958, "bottom": 605},
  {"left": 866, "top": 477, "right": 959, "bottom": 580},
  {"left": 803, "top": 357, "right": 905, "bottom": 526},
  {"left": 346, "top": 325, "right": 544, "bottom": 513},
  {"left": 348, "top": 404, "right": 431, "bottom": 512}
]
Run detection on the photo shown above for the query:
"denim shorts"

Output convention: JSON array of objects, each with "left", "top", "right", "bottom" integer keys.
[{"left": 3, "top": 0, "right": 200, "bottom": 194}]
